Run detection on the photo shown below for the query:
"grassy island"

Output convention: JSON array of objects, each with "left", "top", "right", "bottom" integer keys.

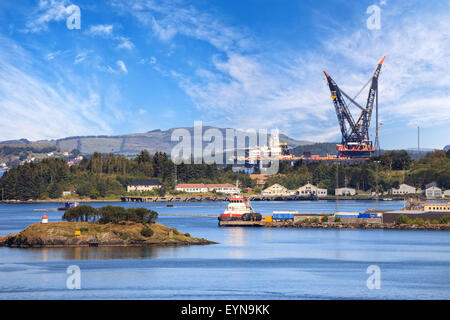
[{"left": 0, "top": 205, "right": 215, "bottom": 248}]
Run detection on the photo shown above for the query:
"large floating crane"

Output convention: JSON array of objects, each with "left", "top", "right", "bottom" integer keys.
[{"left": 323, "top": 56, "right": 385, "bottom": 159}]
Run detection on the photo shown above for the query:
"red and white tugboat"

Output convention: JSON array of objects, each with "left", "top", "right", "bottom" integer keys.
[{"left": 218, "top": 197, "right": 262, "bottom": 222}]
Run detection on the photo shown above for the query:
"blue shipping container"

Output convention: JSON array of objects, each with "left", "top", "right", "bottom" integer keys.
[
  {"left": 359, "top": 213, "right": 380, "bottom": 219},
  {"left": 273, "top": 213, "right": 294, "bottom": 220},
  {"left": 336, "top": 214, "right": 359, "bottom": 218}
]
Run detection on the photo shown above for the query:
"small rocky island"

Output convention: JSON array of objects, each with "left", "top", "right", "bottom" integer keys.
[{"left": 0, "top": 205, "right": 215, "bottom": 248}]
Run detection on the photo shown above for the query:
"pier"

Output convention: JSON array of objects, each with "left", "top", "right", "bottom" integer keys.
[{"left": 120, "top": 195, "right": 229, "bottom": 202}]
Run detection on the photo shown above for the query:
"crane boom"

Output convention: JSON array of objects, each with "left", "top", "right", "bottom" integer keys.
[
  {"left": 362, "top": 56, "right": 385, "bottom": 140},
  {"left": 323, "top": 71, "right": 358, "bottom": 144}
]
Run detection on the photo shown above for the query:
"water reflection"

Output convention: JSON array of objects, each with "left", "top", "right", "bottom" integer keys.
[
  {"left": 32, "top": 246, "right": 170, "bottom": 260},
  {"left": 223, "top": 227, "right": 255, "bottom": 259},
  {"left": 223, "top": 227, "right": 247, "bottom": 247},
  {"left": 334, "top": 229, "right": 343, "bottom": 259}
]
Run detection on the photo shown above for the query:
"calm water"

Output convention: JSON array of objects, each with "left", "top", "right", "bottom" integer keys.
[{"left": 0, "top": 200, "right": 449, "bottom": 299}]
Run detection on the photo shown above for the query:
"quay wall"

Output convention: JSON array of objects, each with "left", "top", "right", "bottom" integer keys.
[{"left": 382, "top": 212, "right": 450, "bottom": 224}]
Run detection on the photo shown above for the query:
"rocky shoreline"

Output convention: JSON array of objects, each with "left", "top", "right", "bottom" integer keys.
[
  {"left": 0, "top": 222, "right": 216, "bottom": 248},
  {"left": 265, "top": 221, "right": 450, "bottom": 231}
]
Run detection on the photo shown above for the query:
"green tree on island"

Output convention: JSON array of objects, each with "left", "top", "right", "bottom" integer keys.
[{"left": 63, "top": 205, "right": 158, "bottom": 224}]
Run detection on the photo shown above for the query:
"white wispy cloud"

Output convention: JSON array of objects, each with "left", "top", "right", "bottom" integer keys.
[
  {"left": 25, "top": 0, "right": 73, "bottom": 33},
  {"left": 111, "top": 0, "right": 253, "bottom": 52},
  {"left": 87, "top": 24, "right": 114, "bottom": 37},
  {"left": 74, "top": 51, "right": 88, "bottom": 64},
  {"left": 116, "top": 60, "right": 128, "bottom": 73},
  {"left": 140, "top": 56, "right": 157, "bottom": 65},
  {"left": 116, "top": 36, "right": 135, "bottom": 51},
  {"left": 85, "top": 24, "right": 135, "bottom": 51},
  {"left": 101, "top": 60, "right": 128, "bottom": 74},
  {"left": 45, "top": 49, "right": 69, "bottom": 61},
  {"left": 0, "top": 36, "right": 113, "bottom": 140},
  {"left": 151, "top": 17, "right": 177, "bottom": 41}
]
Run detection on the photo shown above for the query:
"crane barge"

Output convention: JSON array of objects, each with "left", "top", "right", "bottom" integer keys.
[{"left": 323, "top": 56, "right": 385, "bottom": 159}]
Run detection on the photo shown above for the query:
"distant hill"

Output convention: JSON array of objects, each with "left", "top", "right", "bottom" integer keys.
[
  {"left": 278, "top": 133, "right": 312, "bottom": 149},
  {"left": 444, "top": 145, "right": 450, "bottom": 152},
  {"left": 405, "top": 147, "right": 448, "bottom": 160},
  {"left": 406, "top": 147, "right": 436, "bottom": 152},
  {"left": 0, "top": 127, "right": 313, "bottom": 156},
  {"left": 0, "top": 139, "right": 31, "bottom": 145},
  {"left": 403, "top": 150, "right": 431, "bottom": 160},
  {"left": 291, "top": 142, "right": 338, "bottom": 156}
]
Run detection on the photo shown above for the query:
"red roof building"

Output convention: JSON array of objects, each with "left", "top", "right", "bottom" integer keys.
[{"left": 175, "top": 183, "right": 239, "bottom": 194}]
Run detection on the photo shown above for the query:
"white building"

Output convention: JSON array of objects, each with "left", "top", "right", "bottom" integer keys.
[
  {"left": 207, "top": 184, "right": 239, "bottom": 194},
  {"left": 175, "top": 184, "right": 209, "bottom": 193},
  {"left": 175, "top": 183, "right": 239, "bottom": 194},
  {"left": 297, "top": 183, "right": 327, "bottom": 197},
  {"left": 262, "top": 183, "right": 290, "bottom": 196},
  {"left": 335, "top": 187, "right": 356, "bottom": 196},
  {"left": 127, "top": 180, "right": 163, "bottom": 192},
  {"left": 425, "top": 186, "right": 442, "bottom": 199},
  {"left": 423, "top": 202, "right": 450, "bottom": 212},
  {"left": 391, "top": 184, "right": 416, "bottom": 195},
  {"left": 444, "top": 190, "right": 450, "bottom": 198}
]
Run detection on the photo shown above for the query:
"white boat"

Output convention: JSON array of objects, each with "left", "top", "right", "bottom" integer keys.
[{"left": 218, "top": 197, "right": 262, "bottom": 221}]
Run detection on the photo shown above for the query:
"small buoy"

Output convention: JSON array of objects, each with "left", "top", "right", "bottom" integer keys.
[{"left": 41, "top": 214, "right": 48, "bottom": 224}]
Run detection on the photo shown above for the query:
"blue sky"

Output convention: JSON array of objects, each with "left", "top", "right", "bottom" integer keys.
[{"left": 0, "top": 0, "right": 449, "bottom": 149}]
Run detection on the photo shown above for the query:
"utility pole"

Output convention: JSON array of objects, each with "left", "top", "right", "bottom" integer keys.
[
  {"left": 335, "top": 161, "right": 339, "bottom": 213},
  {"left": 174, "top": 164, "right": 177, "bottom": 190},
  {"left": 417, "top": 126, "right": 420, "bottom": 153},
  {"left": 375, "top": 161, "right": 380, "bottom": 210}
]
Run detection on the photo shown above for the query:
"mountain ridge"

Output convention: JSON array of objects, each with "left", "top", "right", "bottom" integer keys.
[{"left": 0, "top": 127, "right": 314, "bottom": 156}]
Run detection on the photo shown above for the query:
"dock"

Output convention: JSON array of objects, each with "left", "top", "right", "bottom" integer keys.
[
  {"left": 218, "top": 220, "right": 265, "bottom": 227},
  {"left": 121, "top": 195, "right": 229, "bottom": 202}
]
